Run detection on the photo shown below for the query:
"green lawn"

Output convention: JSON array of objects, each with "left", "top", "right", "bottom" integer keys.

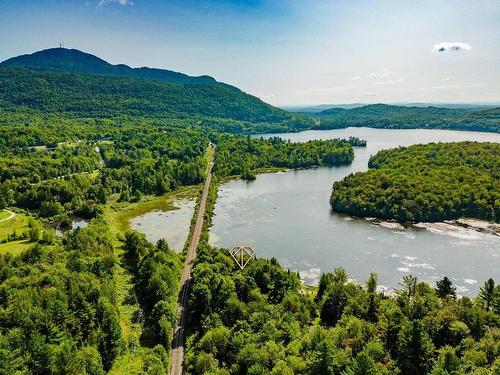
[
  {"left": 0, "top": 210, "right": 12, "bottom": 221},
  {"left": 0, "top": 211, "right": 41, "bottom": 255},
  {"left": 0, "top": 212, "right": 29, "bottom": 239},
  {"left": 0, "top": 239, "right": 32, "bottom": 255}
]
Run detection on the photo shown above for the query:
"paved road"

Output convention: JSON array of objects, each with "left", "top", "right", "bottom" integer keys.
[{"left": 169, "top": 147, "right": 214, "bottom": 375}]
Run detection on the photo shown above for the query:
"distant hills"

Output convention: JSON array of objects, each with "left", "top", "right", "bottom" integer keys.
[
  {"left": 1, "top": 48, "right": 217, "bottom": 85},
  {"left": 306, "top": 103, "right": 500, "bottom": 133},
  {"left": 0, "top": 48, "right": 311, "bottom": 134},
  {"left": 286, "top": 103, "right": 499, "bottom": 112}
]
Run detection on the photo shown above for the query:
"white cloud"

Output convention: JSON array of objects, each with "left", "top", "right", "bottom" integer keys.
[
  {"left": 433, "top": 42, "right": 471, "bottom": 53},
  {"left": 351, "top": 71, "right": 391, "bottom": 81},
  {"left": 372, "top": 78, "right": 405, "bottom": 85},
  {"left": 365, "top": 92, "right": 375, "bottom": 97},
  {"left": 366, "top": 70, "right": 391, "bottom": 79},
  {"left": 98, "top": 0, "right": 133, "bottom": 7},
  {"left": 440, "top": 76, "right": 456, "bottom": 82}
]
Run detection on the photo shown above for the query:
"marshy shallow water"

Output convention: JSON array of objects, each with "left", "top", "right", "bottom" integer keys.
[{"left": 130, "top": 199, "right": 195, "bottom": 252}]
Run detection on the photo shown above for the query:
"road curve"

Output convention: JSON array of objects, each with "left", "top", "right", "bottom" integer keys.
[{"left": 169, "top": 146, "right": 215, "bottom": 375}]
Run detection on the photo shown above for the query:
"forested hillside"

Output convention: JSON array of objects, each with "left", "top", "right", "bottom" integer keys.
[
  {"left": 0, "top": 48, "right": 314, "bottom": 134},
  {"left": 307, "top": 104, "right": 500, "bottom": 133},
  {"left": 0, "top": 66, "right": 312, "bottom": 134},
  {"left": 330, "top": 142, "right": 500, "bottom": 223},
  {"left": 1, "top": 48, "right": 217, "bottom": 85}
]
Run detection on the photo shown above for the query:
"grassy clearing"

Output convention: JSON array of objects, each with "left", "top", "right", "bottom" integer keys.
[
  {"left": 0, "top": 212, "right": 30, "bottom": 241},
  {"left": 0, "top": 210, "right": 12, "bottom": 221},
  {"left": 0, "top": 211, "right": 44, "bottom": 255},
  {"left": 109, "top": 348, "right": 158, "bottom": 375},
  {"left": 0, "top": 239, "right": 32, "bottom": 255}
]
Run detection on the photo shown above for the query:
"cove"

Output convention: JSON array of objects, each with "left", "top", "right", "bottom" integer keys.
[{"left": 210, "top": 127, "right": 500, "bottom": 295}]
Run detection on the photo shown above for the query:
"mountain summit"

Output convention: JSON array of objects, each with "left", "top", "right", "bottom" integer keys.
[{"left": 1, "top": 47, "right": 217, "bottom": 85}]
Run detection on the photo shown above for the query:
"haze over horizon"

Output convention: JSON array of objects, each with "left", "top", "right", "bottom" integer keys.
[{"left": 1, "top": 0, "right": 499, "bottom": 106}]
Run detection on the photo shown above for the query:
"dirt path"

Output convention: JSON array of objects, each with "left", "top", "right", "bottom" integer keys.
[
  {"left": 169, "top": 146, "right": 214, "bottom": 375},
  {"left": 0, "top": 210, "right": 15, "bottom": 222}
]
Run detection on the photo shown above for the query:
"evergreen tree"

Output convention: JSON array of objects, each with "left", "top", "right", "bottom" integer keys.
[
  {"left": 343, "top": 352, "right": 377, "bottom": 375},
  {"left": 478, "top": 279, "right": 495, "bottom": 311},
  {"left": 320, "top": 283, "right": 348, "bottom": 326},
  {"left": 430, "top": 346, "right": 463, "bottom": 375},
  {"left": 316, "top": 272, "right": 334, "bottom": 303},
  {"left": 436, "top": 277, "right": 456, "bottom": 299},
  {"left": 398, "top": 320, "right": 435, "bottom": 374}
]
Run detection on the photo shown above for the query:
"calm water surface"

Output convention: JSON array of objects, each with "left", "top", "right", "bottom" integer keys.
[
  {"left": 131, "top": 199, "right": 195, "bottom": 252},
  {"left": 210, "top": 128, "right": 500, "bottom": 295}
]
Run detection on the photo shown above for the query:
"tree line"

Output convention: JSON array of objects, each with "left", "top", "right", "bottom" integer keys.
[
  {"left": 212, "top": 134, "right": 357, "bottom": 179},
  {"left": 306, "top": 104, "right": 500, "bottom": 133}
]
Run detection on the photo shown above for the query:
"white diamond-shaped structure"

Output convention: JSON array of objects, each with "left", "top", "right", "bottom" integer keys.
[{"left": 229, "top": 245, "right": 255, "bottom": 269}]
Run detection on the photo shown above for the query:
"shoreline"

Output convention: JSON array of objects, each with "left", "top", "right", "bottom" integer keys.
[{"left": 351, "top": 215, "right": 499, "bottom": 236}]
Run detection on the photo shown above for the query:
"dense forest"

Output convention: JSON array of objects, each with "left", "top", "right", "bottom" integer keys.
[
  {"left": 0, "top": 122, "right": 209, "bottom": 220},
  {"left": 212, "top": 135, "right": 357, "bottom": 179},
  {"left": 306, "top": 104, "right": 500, "bottom": 133},
  {"left": 330, "top": 142, "right": 500, "bottom": 223},
  {"left": 182, "top": 172, "right": 500, "bottom": 375},
  {"left": 0, "top": 218, "right": 182, "bottom": 374},
  {"left": 0, "top": 102, "right": 357, "bottom": 373},
  {"left": 186, "top": 250, "right": 500, "bottom": 374}
]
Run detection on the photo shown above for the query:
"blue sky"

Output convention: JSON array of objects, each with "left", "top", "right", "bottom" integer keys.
[{"left": 1, "top": 0, "right": 499, "bottom": 105}]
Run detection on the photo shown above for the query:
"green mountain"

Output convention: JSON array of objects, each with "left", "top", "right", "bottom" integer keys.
[
  {"left": 1, "top": 47, "right": 217, "bottom": 85},
  {"left": 310, "top": 103, "right": 500, "bottom": 133},
  {"left": 0, "top": 49, "right": 312, "bottom": 134}
]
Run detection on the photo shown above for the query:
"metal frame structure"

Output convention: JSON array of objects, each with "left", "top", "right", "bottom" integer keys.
[{"left": 229, "top": 245, "right": 255, "bottom": 269}]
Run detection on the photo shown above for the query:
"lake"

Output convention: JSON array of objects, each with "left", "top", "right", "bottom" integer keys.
[{"left": 210, "top": 128, "right": 500, "bottom": 295}]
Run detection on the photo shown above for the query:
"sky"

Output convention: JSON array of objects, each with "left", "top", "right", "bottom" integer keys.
[{"left": 1, "top": 0, "right": 499, "bottom": 106}]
